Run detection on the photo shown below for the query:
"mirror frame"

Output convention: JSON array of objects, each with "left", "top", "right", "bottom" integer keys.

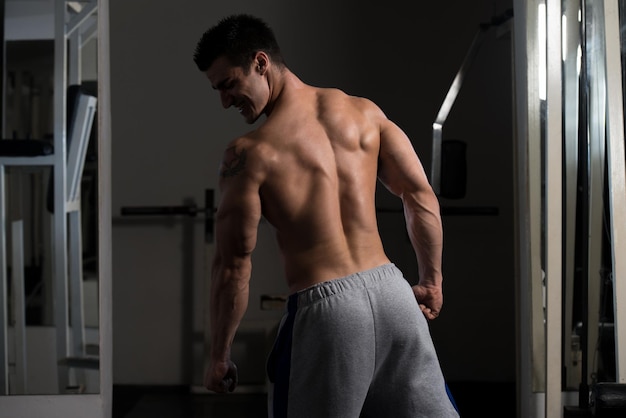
[{"left": 0, "top": 0, "right": 111, "bottom": 414}]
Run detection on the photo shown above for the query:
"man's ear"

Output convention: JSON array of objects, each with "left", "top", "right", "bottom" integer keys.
[{"left": 255, "top": 52, "right": 269, "bottom": 74}]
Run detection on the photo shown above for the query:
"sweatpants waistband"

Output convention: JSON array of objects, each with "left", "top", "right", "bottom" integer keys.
[{"left": 287, "top": 263, "right": 401, "bottom": 311}]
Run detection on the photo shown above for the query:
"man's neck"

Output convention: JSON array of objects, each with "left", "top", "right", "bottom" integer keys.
[{"left": 265, "top": 69, "right": 306, "bottom": 117}]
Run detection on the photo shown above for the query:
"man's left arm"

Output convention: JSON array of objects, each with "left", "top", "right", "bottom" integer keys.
[{"left": 377, "top": 118, "right": 444, "bottom": 320}]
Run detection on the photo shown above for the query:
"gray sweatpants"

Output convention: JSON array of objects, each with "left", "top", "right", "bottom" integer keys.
[{"left": 266, "top": 263, "right": 460, "bottom": 418}]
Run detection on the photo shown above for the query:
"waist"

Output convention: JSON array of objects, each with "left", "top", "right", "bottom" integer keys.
[
  {"left": 284, "top": 254, "right": 391, "bottom": 293},
  {"left": 287, "top": 263, "right": 402, "bottom": 311}
]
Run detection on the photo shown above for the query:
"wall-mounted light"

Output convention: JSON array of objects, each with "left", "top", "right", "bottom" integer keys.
[{"left": 539, "top": 2, "right": 547, "bottom": 101}]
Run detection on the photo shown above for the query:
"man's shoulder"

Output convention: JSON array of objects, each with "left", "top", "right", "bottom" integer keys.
[
  {"left": 316, "top": 87, "right": 382, "bottom": 116},
  {"left": 317, "top": 86, "right": 359, "bottom": 105},
  {"left": 219, "top": 140, "right": 250, "bottom": 179},
  {"left": 226, "top": 129, "right": 268, "bottom": 153},
  {"left": 219, "top": 133, "right": 275, "bottom": 179}
]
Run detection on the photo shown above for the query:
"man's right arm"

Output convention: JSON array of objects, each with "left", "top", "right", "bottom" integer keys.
[
  {"left": 206, "top": 143, "right": 262, "bottom": 392},
  {"left": 376, "top": 116, "right": 444, "bottom": 320}
]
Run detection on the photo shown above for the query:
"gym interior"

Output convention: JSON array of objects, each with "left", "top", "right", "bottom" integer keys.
[{"left": 1, "top": 1, "right": 626, "bottom": 417}]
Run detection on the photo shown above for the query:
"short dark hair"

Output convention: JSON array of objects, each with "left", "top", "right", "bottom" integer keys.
[{"left": 193, "top": 14, "right": 285, "bottom": 72}]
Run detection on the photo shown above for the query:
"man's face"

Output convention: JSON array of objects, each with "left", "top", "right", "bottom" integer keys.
[{"left": 206, "top": 56, "right": 267, "bottom": 124}]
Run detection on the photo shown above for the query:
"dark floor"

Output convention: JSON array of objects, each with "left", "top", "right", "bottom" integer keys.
[
  {"left": 113, "top": 381, "right": 516, "bottom": 418},
  {"left": 113, "top": 387, "right": 267, "bottom": 418}
]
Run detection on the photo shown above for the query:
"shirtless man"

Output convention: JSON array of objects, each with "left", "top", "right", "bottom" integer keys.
[{"left": 193, "top": 14, "right": 459, "bottom": 418}]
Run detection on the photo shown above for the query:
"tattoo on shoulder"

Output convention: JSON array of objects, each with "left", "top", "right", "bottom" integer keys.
[{"left": 219, "top": 146, "right": 247, "bottom": 178}]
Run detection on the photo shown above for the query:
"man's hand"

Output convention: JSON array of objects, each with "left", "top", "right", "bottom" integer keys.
[
  {"left": 205, "top": 359, "right": 238, "bottom": 393},
  {"left": 412, "top": 283, "right": 443, "bottom": 320}
]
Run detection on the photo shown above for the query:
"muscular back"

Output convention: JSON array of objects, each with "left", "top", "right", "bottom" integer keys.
[{"left": 220, "top": 86, "right": 391, "bottom": 292}]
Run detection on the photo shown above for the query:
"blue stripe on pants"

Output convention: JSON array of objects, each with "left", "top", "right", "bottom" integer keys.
[{"left": 267, "top": 294, "right": 298, "bottom": 418}]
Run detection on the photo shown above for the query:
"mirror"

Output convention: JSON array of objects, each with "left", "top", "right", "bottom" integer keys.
[{"left": 0, "top": 0, "right": 100, "bottom": 395}]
